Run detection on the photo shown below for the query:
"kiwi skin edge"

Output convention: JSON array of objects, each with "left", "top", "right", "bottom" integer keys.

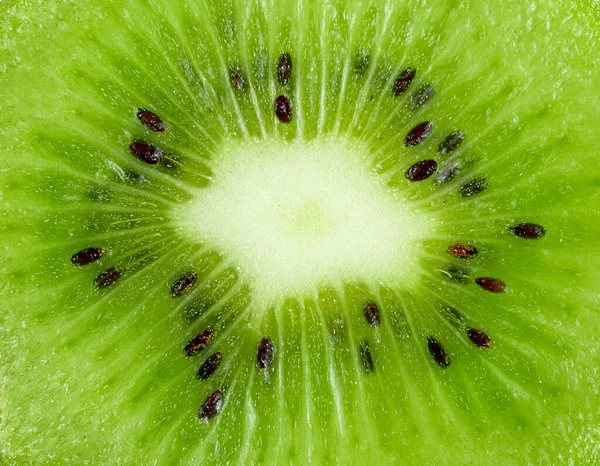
[{"left": 1, "top": 0, "right": 600, "bottom": 465}]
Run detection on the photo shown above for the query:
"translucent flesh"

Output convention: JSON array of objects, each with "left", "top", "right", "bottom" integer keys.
[{"left": 1, "top": 0, "right": 600, "bottom": 464}]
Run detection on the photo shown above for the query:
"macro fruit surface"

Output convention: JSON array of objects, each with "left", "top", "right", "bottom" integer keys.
[{"left": 1, "top": 0, "right": 599, "bottom": 464}]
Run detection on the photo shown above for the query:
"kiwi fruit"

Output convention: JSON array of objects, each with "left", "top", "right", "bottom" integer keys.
[{"left": 1, "top": 0, "right": 599, "bottom": 464}]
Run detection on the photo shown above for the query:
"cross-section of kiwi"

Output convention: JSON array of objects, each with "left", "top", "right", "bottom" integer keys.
[{"left": 1, "top": 0, "right": 599, "bottom": 464}]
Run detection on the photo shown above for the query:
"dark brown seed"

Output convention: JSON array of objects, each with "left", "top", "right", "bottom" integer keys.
[
  {"left": 257, "top": 338, "right": 275, "bottom": 370},
  {"left": 441, "top": 265, "right": 471, "bottom": 284},
  {"left": 392, "top": 67, "right": 416, "bottom": 96},
  {"left": 467, "top": 328, "right": 493, "bottom": 348},
  {"left": 277, "top": 52, "right": 292, "bottom": 85},
  {"left": 274, "top": 95, "right": 292, "bottom": 123},
  {"left": 436, "top": 163, "right": 461, "bottom": 185},
  {"left": 94, "top": 267, "right": 122, "bottom": 289},
  {"left": 438, "top": 131, "right": 465, "bottom": 155},
  {"left": 460, "top": 177, "right": 489, "bottom": 197},
  {"left": 447, "top": 244, "right": 478, "bottom": 259},
  {"left": 509, "top": 223, "right": 546, "bottom": 239},
  {"left": 410, "top": 84, "right": 435, "bottom": 109},
  {"left": 129, "top": 140, "right": 163, "bottom": 165},
  {"left": 406, "top": 159, "right": 438, "bottom": 182},
  {"left": 136, "top": 108, "right": 166, "bottom": 132},
  {"left": 427, "top": 337, "right": 450, "bottom": 368},
  {"left": 198, "top": 389, "right": 222, "bottom": 421},
  {"left": 404, "top": 121, "right": 433, "bottom": 148},
  {"left": 363, "top": 300, "right": 381, "bottom": 327},
  {"left": 171, "top": 272, "right": 197, "bottom": 297},
  {"left": 475, "top": 277, "right": 507, "bottom": 293},
  {"left": 197, "top": 352, "right": 222, "bottom": 380},
  {"left": 185, "top": 328, "right": 214, "bottom": 356},
  {"left": 71, "top": 247, "right": 106, "bottom": 265},
  {"left": 360, "top": 341, "right": 374, "bottom": 373}
]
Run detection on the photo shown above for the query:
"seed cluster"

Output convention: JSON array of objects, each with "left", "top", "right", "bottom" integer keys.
[{"left": 67, "top": 51, "right": 550, "bottom": 425}]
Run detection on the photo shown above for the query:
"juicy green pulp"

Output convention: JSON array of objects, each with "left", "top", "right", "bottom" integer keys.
[{"left": 1, "top": 0, "right": 600, "bottom": 464}]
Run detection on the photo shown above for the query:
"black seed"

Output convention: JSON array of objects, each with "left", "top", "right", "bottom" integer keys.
[
  {"left": 509, "top": 223, "right": 546, "bottom": 239},
  {"left": 467, "top": 328, "right": 493, "bottom": 348},
  {"left": 274, "top": 95, "right": 292, "bottom": 123},
  {"left": 354, "top": 49, "right": 370, "bottom": 78},
  {"left": 406, "top": 159, "right": 438, "bottom": 182},
  {"left": 404, "top": 121, "right": 433, "bottom": 147},
  {"left": 185, "top": 328, "right": 214, "bottom": 356},
  {"left": 441, "top": 265, "right": 471, "bottom": 284},
  {"left": 360, "top": 341, "right": 375, "bottom": 373},
  {"left": 197, "top": 352, "right": 222, "bottom": 380},
  {"left": 363, "top": 300, "right": 381, "bottom": 327},
  {"left": 447, "top": 244, "right": 478, "bottom": 259},
  {"left": 171, "top": 272, "right": 197, "bottom": 298},
  {"left": 257, "top": 338, "right": 275, "bottom": 370},
  {"left": 393, "top": 67, "right": 416, "bottom": 96},
  {"left": 438, "top": 131, "right": 465, "bottom": 155},
  {"left": 410, "top": 84, "right": 435, "bottom": 109},
  {"left": 71, "top": 247, "right": 106, "bottom": 265},
  {"left": 427, "top": 337, "right": 450, "bottom": 368},
  {"left": 136, "top": 108, "right": 166, "bottom": 132},
  {"left": 460, "top": 177, "right": 489, "bottom": 197},
  {"left": 436, "top": 163, "right": 461, "bottom": 185},
  {"left": 277, "top": 52, "right": 292, "bottom": 85},
  {"left": 198, "top": 389, "right": 222, "bottom": 421},
  {"left": 129, "top": 140, "right": 163, "bottom": 165},
  {"left": 230, "top": 65, "right": 245, "bottom": 91},
  {"left": 475, "top": 277, "right": 507, "bottom": 293},
  {"left": 94, "top": 267, "right": 122, "bottom": 289}
]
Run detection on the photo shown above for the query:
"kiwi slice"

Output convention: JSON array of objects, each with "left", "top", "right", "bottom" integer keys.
[{"left": 1, "top": 0, "right": 599, "bottom": 464}]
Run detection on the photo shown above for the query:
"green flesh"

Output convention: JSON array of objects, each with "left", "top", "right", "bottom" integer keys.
[{"left": 1, "top": 0, "right": 600, "bottom": 464}]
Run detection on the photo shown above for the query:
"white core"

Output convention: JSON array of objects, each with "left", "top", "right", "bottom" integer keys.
[{"left": 176, "top": 138, "right": 429, "bottom": 307}]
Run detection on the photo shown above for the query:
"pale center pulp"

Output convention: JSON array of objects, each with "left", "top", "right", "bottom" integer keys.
[{"left": 178, "top": 138, "right": 429, "bottom": 307}]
